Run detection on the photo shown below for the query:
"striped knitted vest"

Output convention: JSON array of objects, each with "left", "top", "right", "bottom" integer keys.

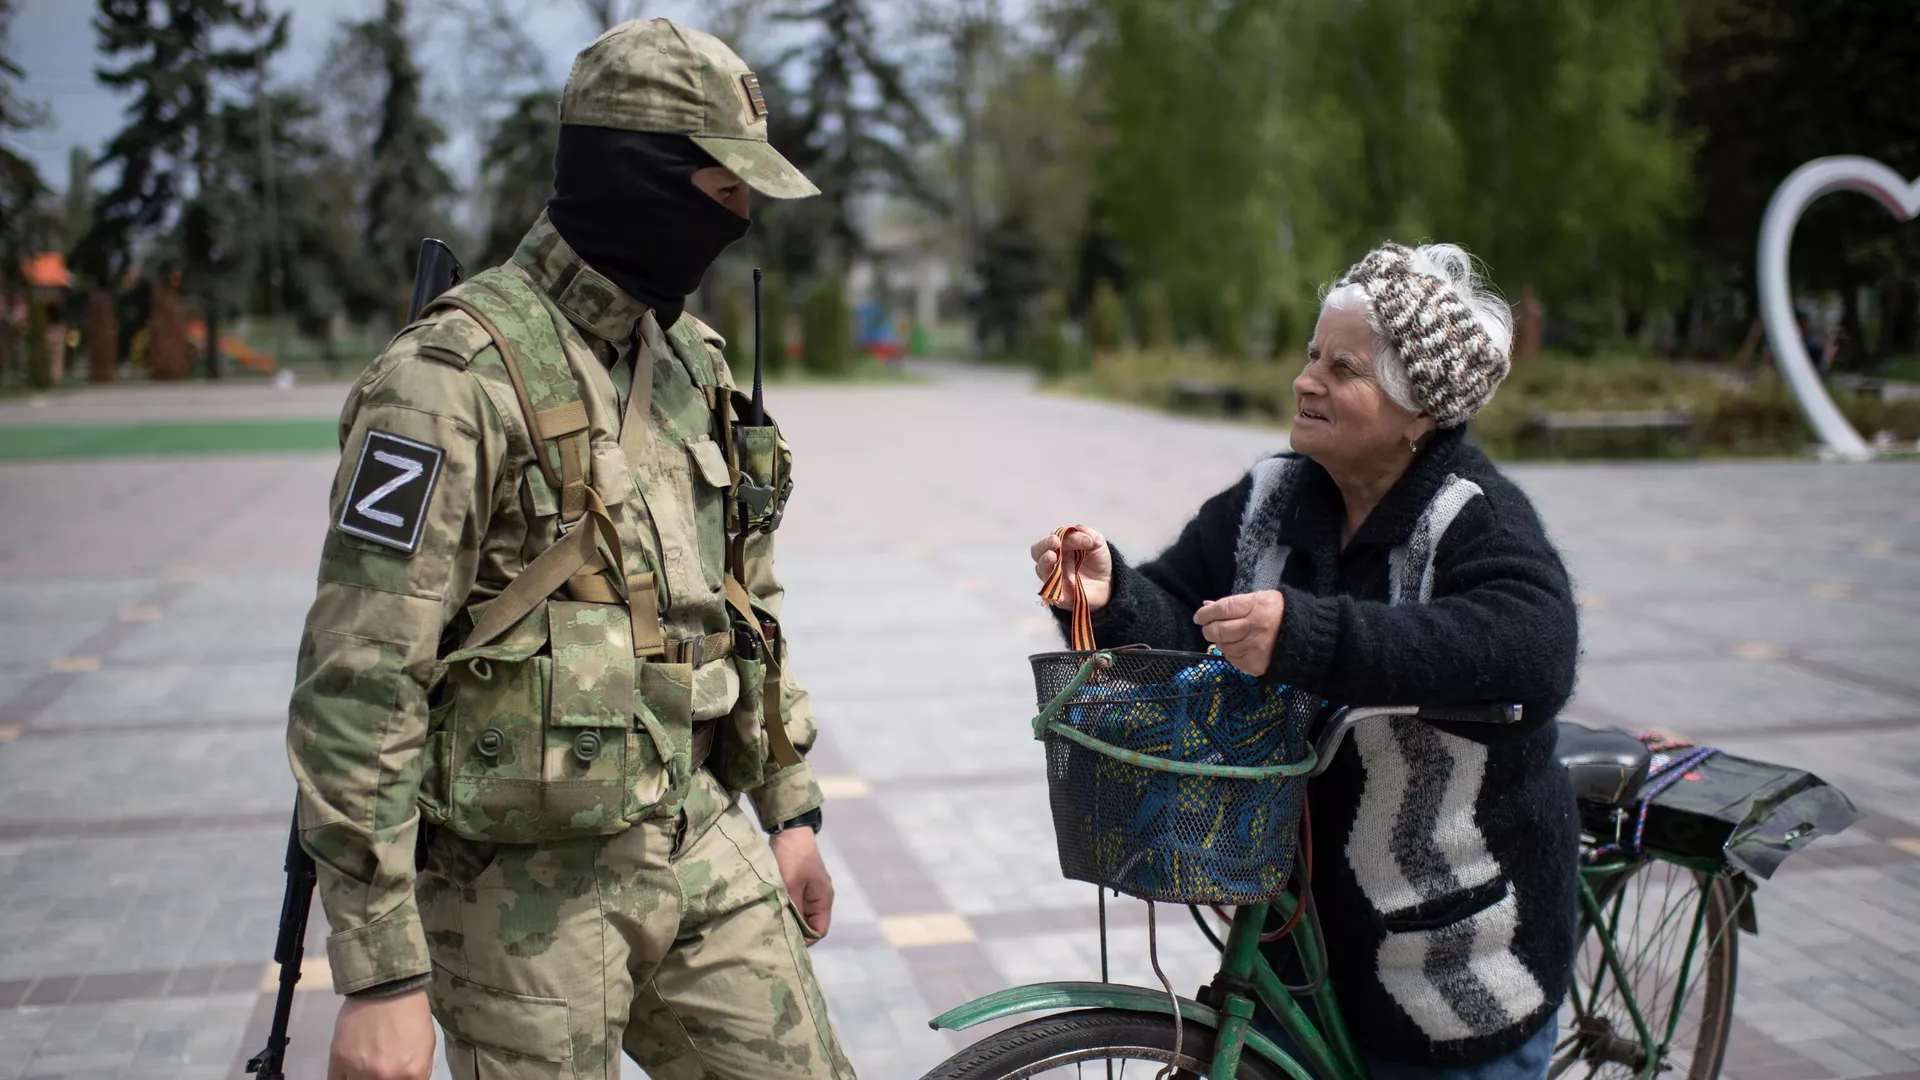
[{"left": 1231, "top": 455, "right": 1547, "bottom": 1044}]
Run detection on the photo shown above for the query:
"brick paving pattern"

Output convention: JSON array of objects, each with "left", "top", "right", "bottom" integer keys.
[{"left": 1, "top": 366, "right": 1917, "bottom": 1079}]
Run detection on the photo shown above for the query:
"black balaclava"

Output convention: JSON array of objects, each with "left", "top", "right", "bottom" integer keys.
[{"left": 546, "top": 125, "right": 750, "bottom": 331}]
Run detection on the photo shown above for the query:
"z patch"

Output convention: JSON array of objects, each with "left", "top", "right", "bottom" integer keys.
[{"left": 337, "top": 430, "right": 444, "bottom": 553}]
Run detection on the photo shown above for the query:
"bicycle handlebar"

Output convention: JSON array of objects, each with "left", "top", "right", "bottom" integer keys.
[{"left": 1306, "top": 702, "right": 1523, "bottom": 778}]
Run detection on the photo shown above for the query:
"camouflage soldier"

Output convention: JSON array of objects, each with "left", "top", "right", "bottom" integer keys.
[{"left": 286, "top": 19, "right": 854, "bottom": 1080}]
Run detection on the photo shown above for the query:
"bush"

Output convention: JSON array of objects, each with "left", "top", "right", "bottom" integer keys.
[
  {"left": 1089, "top": 279, "right": 1127, "bottom": 354},
  {"left": 717, "top": 291, "right": 746, "bottom": 373},
  {"left": 1059, "top": 347, "right": 1298, "bottom": 420},
  {"left": 1034, "top": 289, "right": 1072, "bottom": 377},
  {"left": 801, "top": 276, "right": 852, "bottom": 376},
  {"left": 1270, "top": 292, "right": 1307, "bottom": 366},
  {"left": 1138, "top": 281, "right": 1174, "bottom": 350},
  {"left": 1216, "top": 284, "right": 1248, "bottom": 362}
]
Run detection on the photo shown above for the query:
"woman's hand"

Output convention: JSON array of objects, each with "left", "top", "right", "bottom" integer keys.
[
  {"left": 1194, "top": 591, "right": 1286, "bottom": 677},
  {"left": 1031, "top": 528, "right": 1113, "bottom": 612}
]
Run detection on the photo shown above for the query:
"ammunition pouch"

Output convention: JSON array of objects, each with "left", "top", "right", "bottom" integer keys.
[{"left": 418, "top": 600, "right": 684, "bottom": 844}]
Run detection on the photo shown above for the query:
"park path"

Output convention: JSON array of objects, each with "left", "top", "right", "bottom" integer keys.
[{"left": 1, "top": 363, "right": 1918, "bottom": 1079}]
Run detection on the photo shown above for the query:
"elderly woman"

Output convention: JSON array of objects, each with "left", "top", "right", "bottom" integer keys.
[{"left": 1030, "top": 243, "right": 1578, "bottom": 1078}]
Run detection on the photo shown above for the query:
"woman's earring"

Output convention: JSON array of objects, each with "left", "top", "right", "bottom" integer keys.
[{"left": 1409, "top": 440, "right": 1419, "bottom": 453}]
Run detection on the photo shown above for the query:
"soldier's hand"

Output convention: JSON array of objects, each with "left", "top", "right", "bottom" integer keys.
[
  {"left": 329, "top": 988, "right": 436, "bottom": 1080},
  {"left": 1031, "top": 527, "right": 1113, "bottom": 612},
  {"left": 769, "top": 827, "right": 834, "bottom": 945}
]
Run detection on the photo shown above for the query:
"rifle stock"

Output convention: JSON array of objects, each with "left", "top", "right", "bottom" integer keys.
[{"left": 249, "top": 237, "right": 465, "bottom": 1078}]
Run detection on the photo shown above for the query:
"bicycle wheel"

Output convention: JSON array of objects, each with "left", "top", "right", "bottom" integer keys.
[
  {"left": 919, "top": 1009, "right": 1293, "bottom": 1080},
  {"left": 1553, "top": 861, "right": 1738, "bottom": 1080}
]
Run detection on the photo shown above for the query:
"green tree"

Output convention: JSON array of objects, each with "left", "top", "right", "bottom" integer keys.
[
  {"left": 1089, "top": 278, "right": 1127, "bottom": 353},
  {"left": 1269, "top": 291, "right": 1306, "bottom": 366},
  {"left": 357, "top": 0, "right": 456, "bottom": 323},
  {"left": 761, "top": 272, "right": 791, "bottom": 374},
  {"left": 63, "top": 147, "right": 93, "bottom": 258},
  {"left": 1032, "top": 287, "right": 1071, "bottom": 376},
  {"left": 1216, "top": 283, "right": 1247, "bottom": 362},
  {"left": 761, "top": 0, "right": 936, "bottom": 277},
  {"left": 801, "top": 275, "right": 852, "bottom": 375},
  {"left": 480, "top": 88, "right": 559, "bottom": 266},
  {"left": 76, "top": 0, "right": 286, "bottom": 334},
  {"left": 0, "top": 0, "right": 50, "bottom": 383},
  {"left": 1138, "top": 281, "right": 1173, "bottom": 350},
  {"left": 718, "top": 291, "right": 747, "bottom": 372},
  {"left": 1676, "top": 0, "right": 1920, "bottom": 364},
  {"left": 1094, "top": 0, "right": 1292, "bottom": 330}
]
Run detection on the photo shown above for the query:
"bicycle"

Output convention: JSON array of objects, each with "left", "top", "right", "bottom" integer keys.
[{"left": 916, "top": 671, "right": 1851, "bottom": 1080}]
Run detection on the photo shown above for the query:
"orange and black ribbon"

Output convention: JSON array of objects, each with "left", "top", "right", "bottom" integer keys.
[{"left": 1038, "top": 525, "right": 1097, "bottom": 652}]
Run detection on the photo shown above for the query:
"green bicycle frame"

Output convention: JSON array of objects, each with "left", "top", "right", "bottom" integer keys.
[
  {"left": 930, "top": 897, "right": 1368, "bottom": 1080},
  {"left": 931, "top": 861, "right": 1734, "bottom": 1080}
]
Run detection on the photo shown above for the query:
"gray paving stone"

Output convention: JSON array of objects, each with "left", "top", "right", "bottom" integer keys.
[
  {"left": 0, "top": 729, "right": 289, "bottom": 824},
  {"left": 109, "top": 616, "right": 301, "bottom": 666},
  {"left": 807, "top": 946, "right": 955, "bottom": 1079},
  {"left": 31, "top": 661, "right": 295, "bottom": 731},
  {"left": 0, "top": 623, "right": 113, "bottom": 670},
  {"left": 1572, "top": 656, "right": 1919, "bottom": 734},
  {"left": 2, "top": 370, "right": 1918, "bottom": 1080},
  {"left": 0, "top": 831, "right": 283, "bottom": 980}
]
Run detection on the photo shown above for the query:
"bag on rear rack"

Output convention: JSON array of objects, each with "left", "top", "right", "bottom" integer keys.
[{"left": 1580, "top": 736, "right": 1861, "bottom": 879}]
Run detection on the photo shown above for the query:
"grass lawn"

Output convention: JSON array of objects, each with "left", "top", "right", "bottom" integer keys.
[{"left": 0, "top": 420, "right": 339, "bottom": 461}]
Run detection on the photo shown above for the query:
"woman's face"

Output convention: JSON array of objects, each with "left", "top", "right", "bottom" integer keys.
[{"left": 1292, "top": 305, "right": 1433, "bottom": 471}]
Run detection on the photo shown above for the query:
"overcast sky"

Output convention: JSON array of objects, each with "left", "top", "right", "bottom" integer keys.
[{"left": 7, "top": 0, "right": 705, "bottom": 190}]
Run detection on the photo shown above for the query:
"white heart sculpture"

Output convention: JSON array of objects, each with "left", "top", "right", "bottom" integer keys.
[{"left": 1759, "top": 156, "right": 1920, "bottom": 462}]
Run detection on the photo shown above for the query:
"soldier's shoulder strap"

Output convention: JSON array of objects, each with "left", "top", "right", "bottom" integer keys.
[
  {"left": 420, "top": 267, "right": 655, "bottom": 658},
  {"left": 423, "top": 267, "right": 597, "bottom": 527},
  {"left": 666, "top": 313, "right": 733, "bottom": 391}
]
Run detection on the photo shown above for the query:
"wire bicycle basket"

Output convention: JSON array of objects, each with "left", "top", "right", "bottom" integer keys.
[
  {"left": 1030, "top": 648, "right": 1316, "bottom": 904},
  {"left": 1031, "top": 527, "right": 1316, "bottom": 904}
]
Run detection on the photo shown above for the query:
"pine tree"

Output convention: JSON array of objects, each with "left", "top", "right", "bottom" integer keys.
[
  {"left": 480, "top": 89, "right": 559, "bottom": 266},
  {"left": 77, "top": 0, "right": 282, "bottom": 285},
  {"left": 0, "top": 0, "right": 50, "bottom": 335},
  {"left": 357, "top": 0, "right": 454, "bottom": 322},
  {"left": 77, "top": 0, "right": 286, "bottom": 378},
  {"left": 763, "top": 0, "right": 935, "bottom": 275}
]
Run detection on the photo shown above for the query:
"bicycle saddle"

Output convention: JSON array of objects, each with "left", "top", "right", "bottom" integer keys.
[{"left": 1555, "top": 722, "right": 1651, "bottom": 806}]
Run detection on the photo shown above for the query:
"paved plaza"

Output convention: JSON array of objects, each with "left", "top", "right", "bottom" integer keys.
[{"left": 1, "top": 363, "right": 1918, "bottom": 1079}]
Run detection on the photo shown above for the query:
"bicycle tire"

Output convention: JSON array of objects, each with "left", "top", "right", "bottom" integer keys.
[
  {"left": 918, "top": 1009, "right": 1294, "bottom": 1080},
  {"left": 1554, "top": 862, "right": 1738, "bottom": 1080}
]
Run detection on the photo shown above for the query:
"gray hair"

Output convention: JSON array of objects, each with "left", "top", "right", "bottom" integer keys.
[{"left": 1319, "top": 243, "right": 1513, "bottom": 426}]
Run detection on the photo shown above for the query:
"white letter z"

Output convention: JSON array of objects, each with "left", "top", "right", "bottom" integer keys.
[{"left": 356, "top": 450, "right": 425, "bottom": 527}]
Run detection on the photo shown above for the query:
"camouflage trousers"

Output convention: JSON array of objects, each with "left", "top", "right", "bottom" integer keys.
[{"left": 417, "top": 767, "right": 855, "bottom": 1079}]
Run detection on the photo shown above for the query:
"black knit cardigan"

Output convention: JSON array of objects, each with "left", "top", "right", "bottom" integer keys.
[{"left": 1071, "top": 426, "right": 1581, "bottom": 1066}]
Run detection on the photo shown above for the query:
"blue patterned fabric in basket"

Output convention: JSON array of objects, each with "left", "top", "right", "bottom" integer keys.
[{"left": 1040, "top": 650, "right": 1317, "bottom": 904}]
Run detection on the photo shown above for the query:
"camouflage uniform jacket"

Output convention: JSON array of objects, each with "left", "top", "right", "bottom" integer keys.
[{"left": 287, "top": 214, "right": 824, "bottom": 994}]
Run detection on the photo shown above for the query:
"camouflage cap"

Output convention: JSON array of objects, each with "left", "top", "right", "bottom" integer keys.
[{"left": 561, "top": 18, "right": 819, "bottom": 199}]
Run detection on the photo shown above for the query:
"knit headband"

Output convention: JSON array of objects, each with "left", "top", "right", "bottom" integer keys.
[{"left": 1336, "top": 243, "right": 1508, "bottom": 428}]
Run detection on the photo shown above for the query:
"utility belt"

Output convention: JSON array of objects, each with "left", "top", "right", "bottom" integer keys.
[{"left": 410, "top": 266, "right": 798, "bottom": 847}]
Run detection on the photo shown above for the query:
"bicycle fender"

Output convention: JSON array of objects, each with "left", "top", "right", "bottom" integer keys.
[{"left": 927, "top": 980, "right": 1310, "bottom": 1080}]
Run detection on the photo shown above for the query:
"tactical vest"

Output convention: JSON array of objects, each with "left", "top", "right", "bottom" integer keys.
[{"left": 411, "top": 266, "right": 798, "bottom": 844}]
